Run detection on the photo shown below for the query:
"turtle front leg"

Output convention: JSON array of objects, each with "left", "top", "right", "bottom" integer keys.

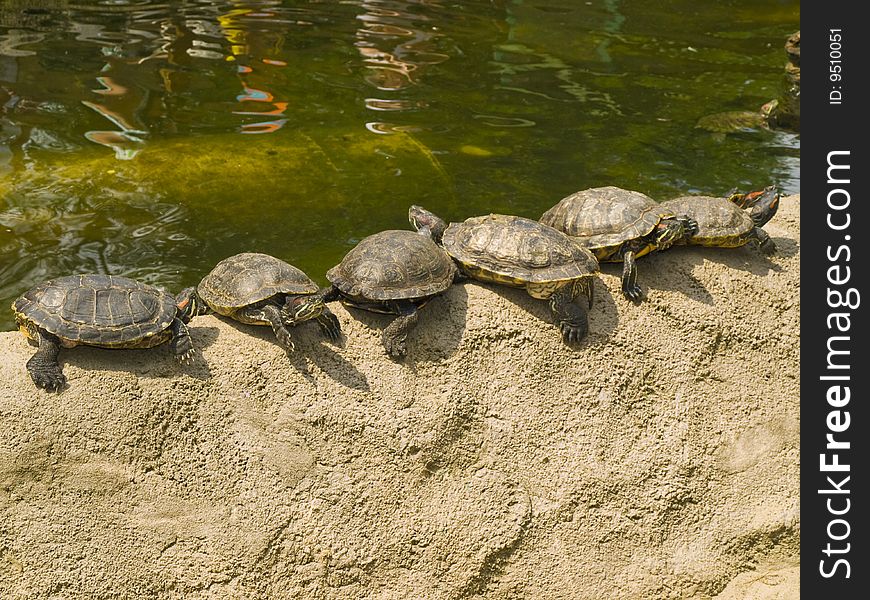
[
  {"left": 169, "top": 317, "right": 196, "bottom": 363},
  {"left": 548, "top": 285, "right": 589, "bottom": 344},
  {"left": 26, "top": 329, "right": 66, "bottom": 391},
  {"left": 243, "top": 303, "right": 295, "bottom": 353},
  {"left": 620, "top": 249, "right": 643, "bottom": 301},
  {"left": 383, "top": 303, "right": 419, "bottom": 359},
  {"left": 751, "top": 226, "right": 776, "bottom": 255},
  {"left": 315, "top": 307, "right": 342, "bottom": 341},
  {"left": 581, "top": 275, "right": 594, "bottom": 309},
  {"left": 675, "top": 215, "right": 699, "bottom": 243},
  {"left": 283, "top": 286, "right": 340, "bottom": 324},
  {"left": 282, "top": 288, "right": 342, "bottom": 341}
]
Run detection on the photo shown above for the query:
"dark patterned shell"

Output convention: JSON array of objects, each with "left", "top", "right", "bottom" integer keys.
[
  {"left": 198, "top": 252, "right": 318, "bottom": 310},
  {"left": 328, "top": 230, "right": 456, "bottom": 300},
  {"left": 661, "top": 195, "right": 754, "bottom": 241},
  {"left": 442, "top": 214, "right": 598, "bottom": 283},
  {"left": 540, "top": 186, "right": 673, "bottom": 248},
  {"left": 13, "top": 274, "right": 176, "bottom": 345}
]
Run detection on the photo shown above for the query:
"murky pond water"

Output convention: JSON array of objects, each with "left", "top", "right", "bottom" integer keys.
[{"left": 1, "top": 0, "right": 799, "bottom": 330}]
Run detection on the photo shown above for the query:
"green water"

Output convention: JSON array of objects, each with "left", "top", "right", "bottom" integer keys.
[{"left": 1, "top": 0, "right": 799, "bottom": 330}]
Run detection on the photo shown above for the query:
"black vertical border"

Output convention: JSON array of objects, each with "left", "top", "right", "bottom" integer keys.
[{"left": 802, "top": 3, "right": 868, "bottom": 597}]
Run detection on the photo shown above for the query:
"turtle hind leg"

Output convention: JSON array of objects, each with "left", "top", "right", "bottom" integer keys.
[
  {"left": 620, "top": 249, "right": 644, "bottom": 301},
  {"left": 315, "top": 306, "right": 342, "bottom": 341},
  {"left": 26, "top": 329, "right": 66, "bottom": 391},
  {"left": 169, "top": 318, "right": 196, "bottom": 363},
  {"left": 383, "top": 304, "right": 419, "bottom": 359},
  {"left": 548, "top": 285, "right": 588, "bottom": 344},
  {"left": 752, "top": 227, "right": 776, "bottom": 255}
]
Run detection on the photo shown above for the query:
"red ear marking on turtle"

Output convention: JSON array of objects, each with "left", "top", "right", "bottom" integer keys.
[{"left": 177, "top": 297, "right": 190, "bottom": 309}]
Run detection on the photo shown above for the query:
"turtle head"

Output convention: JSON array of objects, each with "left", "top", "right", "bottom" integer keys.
[
  {"left": 175, "top": 287, "right": 210, "bottom": 323},
  {"left": 760, "top": 99, "right": 779, "bottom": 119},
  {"left": 283, "top": 294, "right": 324, "bottom": 324},
  {"left": 746, "top": 186, "right": 780, "bottom": 227},
  {"left": 16, "top": 317, "right": 39, "bottom": 345},
  {"left": 728, "top": 186, "right": 780, "bottom": 227},
  {"left": 409, "top": 205, "right": 447, "bottom": 243}
]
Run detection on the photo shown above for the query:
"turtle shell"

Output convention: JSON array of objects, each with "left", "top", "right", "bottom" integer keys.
[
  {"left": 198, "top": 252, "right": 318, "bottom": 311},
  {"left": 661, "top": 195, "right": 754, "bottom": 246},
  {"left": 540, "top": 186, "right": 672, "bottom": 249},
  {"left": 442, "top": 214, "right": 598, "bottom": 284},
  {"left": 328, "top": 230, "right": 456, "bottom": 301},
  {"left": 695, "top": 110, "right": 769, "bottom": 134},
  {"left": 12, "top": 274, "right": 177, "bottom": 347}
]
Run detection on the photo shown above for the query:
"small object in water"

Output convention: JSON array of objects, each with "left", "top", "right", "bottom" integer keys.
[
  {"left": 694, "top": 103, "right": 775, "bottom": 136},
  {"left": 459, "top": 145, "right": 494, "bottom": 157}
]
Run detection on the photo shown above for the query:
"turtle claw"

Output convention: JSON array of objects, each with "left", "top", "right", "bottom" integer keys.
[
  {"left": 623, "top": 284, "right": 644, "bottom": 302},
  {"left": 281, "top": 340, "right": 296, "bottom": 354},
  {"left": 170, "top": 317, "right": 196, "bottom": 363},
  {"left": 756, "top": 230, "right": 777, "bottom": 255},
  {"left": 30, "top": 368, "right": 66, "bottom": 392},
  {"left": 267, "top": 317, "right": 296, "bottom": 354},
  {"left": 277, "top": 330, "right": 296, "bottom": 354},
  {"left": 558, "top": 320, "right": 588, "bottom": 344},
  {"left": 384, "top": 334, "right": 408, "bottom": 359},
  {"left": 559, "top": 319, "right": 589, "bottom": 344},
  {"left": 175, "top": 347, "right": 196, "bottom": 365}
]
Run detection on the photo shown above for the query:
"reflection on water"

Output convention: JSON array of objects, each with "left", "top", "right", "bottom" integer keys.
[
  {"left": 0, "top": 192, "right": 195, "bottom": 316},
  {"left": 354, "top": 0, "right": 449, "bottom": 90},
  {"left": 0, "top": 0, "right": 799, "bottom": 329},
  {"left": 219, "top": 4, "right": 290, "bottom": 134},
  {"left": 354, "top": 0, "right": 450, "bottom": 134}
]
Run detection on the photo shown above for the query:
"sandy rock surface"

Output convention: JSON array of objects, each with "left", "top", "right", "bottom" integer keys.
[{"left": 0, "top": 197, "right": 800, "bottom": 599}]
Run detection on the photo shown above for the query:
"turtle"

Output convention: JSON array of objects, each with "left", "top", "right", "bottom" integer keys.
[
  {"left": 196, "top": 252, "right": 340, "bottom": 352},
  {"left": 409, "top": 206, "right": 600, "bottom": 343},
  {"left": 660, "top": 186, "right": 780, "bottom": 255},
  {"left": 697, "top": 32, "right": 800, "bottom": 135},
  {"left": 695, "top": 100, "right": 778, "bottom": 138},
  {"left": 12, "top": 274, "right": 206, "bottom": 391},
  {"left": 290, "top": 227, "right": 458, "bottom": 359},
  {"left": 539, "top": 186, "right": 698, "bottom": 301}
]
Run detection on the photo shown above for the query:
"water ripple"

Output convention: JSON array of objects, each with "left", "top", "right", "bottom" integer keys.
[{"left": 472, "top": 114, "right": 537, "bottom": 128}]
